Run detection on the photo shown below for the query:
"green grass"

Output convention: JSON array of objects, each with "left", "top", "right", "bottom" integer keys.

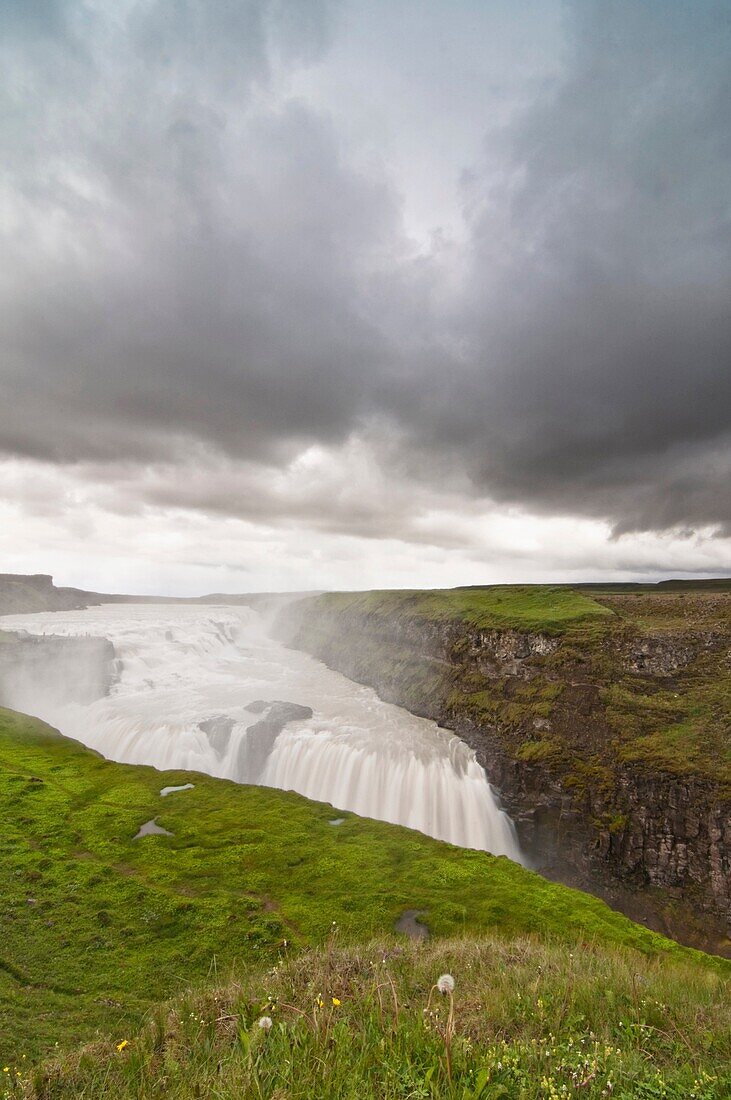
[
  {"left": 0, "top": 707, "right": 725, "bottom": 1072},
  {"left": 17, "top": 938, "right": 730, "bottom": 1099},
  {"left": 315, "top": 586, "right": 614, "bottom": 635}
]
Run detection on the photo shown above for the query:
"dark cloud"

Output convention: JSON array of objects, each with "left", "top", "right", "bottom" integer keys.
[
  {"left": 1, "top": 0, "right": 730, "bottom": 542},
  {"left": 1, "top": 0, "right": 393, "bottom": 467},
  {"left": 431, "top": 0, "right": 731, "bottom": 533}
]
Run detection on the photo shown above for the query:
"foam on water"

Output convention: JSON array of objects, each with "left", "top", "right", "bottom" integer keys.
[{"left": 1, "top": 603, "right": 522, "bottom": 859}]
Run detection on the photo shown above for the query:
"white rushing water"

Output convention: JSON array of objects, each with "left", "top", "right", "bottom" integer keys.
[{"left": 0, "top": 603, "right": 521, "bottom": 859}]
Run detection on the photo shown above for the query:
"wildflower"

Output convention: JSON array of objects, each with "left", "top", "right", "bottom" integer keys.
[
  {"left": 257, "top": 1016, "right": 273, "bottom": 1031},
  {"left": 437, "top": 974, "right": 455, "bottom": 995},
  {"left": 332, "top": 997, "right": 341, "bottom": 1006},
  {"left": 116, "top": 1040, "right": 129, "bottom": 1053}
]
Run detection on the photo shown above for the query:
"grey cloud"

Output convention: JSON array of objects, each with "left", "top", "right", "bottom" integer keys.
[
  {"left": 429, "top": 0, "right": 731, "bottom": 533},
  {"left": 1, "top": 0, "right": 394, "bottom": 464},
  {"left": 1, "top": 0, "right": 730, "bottom": 543}
]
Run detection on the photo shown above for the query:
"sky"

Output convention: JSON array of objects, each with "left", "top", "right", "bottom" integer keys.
[{"left": 1, "top": 0, "right": 730, "bottom": 595}]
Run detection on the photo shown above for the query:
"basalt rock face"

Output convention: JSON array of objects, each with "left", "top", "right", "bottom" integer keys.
[{"left": 279, "top": 595, "right": 731, "bottom": 955}]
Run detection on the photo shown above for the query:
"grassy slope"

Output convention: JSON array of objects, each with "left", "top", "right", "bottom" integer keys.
[
  {"left": 314, "top": 585, "right": 614, "bottom": 635},
  {"left": 23, "top": 939, "right": 731, "bottom": 1099},
  {"left": 0, "top": 708, "right": 725, "bottom": 1072}
]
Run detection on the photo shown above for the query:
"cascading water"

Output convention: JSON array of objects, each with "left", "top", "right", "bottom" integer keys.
[{"left": 0, "top": 603, "right": 522, "bottom": 860}]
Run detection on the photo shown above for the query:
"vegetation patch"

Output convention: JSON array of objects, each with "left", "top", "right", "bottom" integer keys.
[
  {"left": 16, "top": 937, "right": 730, "bottom": 1099},
  {"left": 312, "top": 585, "right": 614, "bottom": 635}
]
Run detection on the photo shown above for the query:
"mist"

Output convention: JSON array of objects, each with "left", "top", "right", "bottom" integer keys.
[{"left": 0, "top": 631, "right": 114, "bottom": 725}]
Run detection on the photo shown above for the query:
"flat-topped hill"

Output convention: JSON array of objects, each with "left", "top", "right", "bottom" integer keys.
[{"left": 0, "top": 575, "right": 94, "bottom": 617}]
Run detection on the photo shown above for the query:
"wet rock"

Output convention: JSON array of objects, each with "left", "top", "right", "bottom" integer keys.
[
  {"left": 198, "top": 715, "right": 235, "bottom": 756},
  {"left": 468, "top": 630, "right": 558, "bottom": 679},
  {"left": 237, "top": 701, "right": 313, "bottom": 783},
  {"left": 246, "top": 700, "right": 269, "bottom": 714}
]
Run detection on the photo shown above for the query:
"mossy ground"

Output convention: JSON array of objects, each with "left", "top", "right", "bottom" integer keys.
[
  {"left": 16, "top": 938, "right": 730, "bottom": 1099},
  {"left": 315, "top": 586, "right": 613, "bottom": 636},
  {"left": 0, "top": 707, "right": 724, "bottom": 1072}
]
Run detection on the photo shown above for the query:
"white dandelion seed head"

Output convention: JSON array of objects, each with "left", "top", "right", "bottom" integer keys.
[
  {"left": 257, "top": 1016, "right": 273, "bottom": 1031},
  {"left": 437, "top": 974, "right": 455, "bottom": 995}
]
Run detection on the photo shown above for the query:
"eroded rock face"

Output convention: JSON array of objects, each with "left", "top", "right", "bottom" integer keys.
[
  {"left": 625, "top": 636, "right": 718, "bottom": 676},
  {"left": 0, "top": 573, "right": 95, "bottom": 616},
  {"left": 467, "top": 629, "right": 558, "bottom": 679}
]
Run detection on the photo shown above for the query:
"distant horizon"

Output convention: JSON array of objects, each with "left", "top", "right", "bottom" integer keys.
[{"left": 4, "top": 568, "right": 731, "bottom": 603}]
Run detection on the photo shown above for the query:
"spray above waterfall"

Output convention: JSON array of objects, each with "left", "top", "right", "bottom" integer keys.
[{"left": 0, "top": 604, "right": 522, "bottom": 860}]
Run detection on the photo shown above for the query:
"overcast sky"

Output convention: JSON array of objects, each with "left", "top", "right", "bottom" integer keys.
[{"left": 1, "top": 0, "right": 730, "bottom": 595}]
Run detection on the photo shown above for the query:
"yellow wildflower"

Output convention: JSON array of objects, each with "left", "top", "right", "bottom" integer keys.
[
  {"left": 332, "top": 997, "right": 341, "bottom": 1006},
  {"left": 116, "top": 1040, "right": 129, "bottom": 1053}
]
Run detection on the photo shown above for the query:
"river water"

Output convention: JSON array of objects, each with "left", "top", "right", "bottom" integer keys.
[{"left": 1, "top": 603, "right": 521, "bottom": 859}]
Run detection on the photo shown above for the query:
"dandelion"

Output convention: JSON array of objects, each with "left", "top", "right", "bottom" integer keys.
[
  {"left": 437, "top": 974, "right": 455, "bottom": 995},
  {"left": 116, "top": 1040, "right": 129, "bottom": 1053},
  {"left": 425, "top": 974, "right": 457, "bottom": 1082},
  {"left": 257, "top": 1016, "right": 273, "bottom": 1031},
  {"left": 332, "top": 997, "right": 341, "bottom": 1006}
]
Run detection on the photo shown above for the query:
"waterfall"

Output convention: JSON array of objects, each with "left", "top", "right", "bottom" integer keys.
[{"left": 0, "top": 603, "right": 522, "bottom": 859}]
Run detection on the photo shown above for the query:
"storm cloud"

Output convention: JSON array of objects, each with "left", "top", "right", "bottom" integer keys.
[{"left": 1, "top": 0, "right": 730, "bottom": 588}]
